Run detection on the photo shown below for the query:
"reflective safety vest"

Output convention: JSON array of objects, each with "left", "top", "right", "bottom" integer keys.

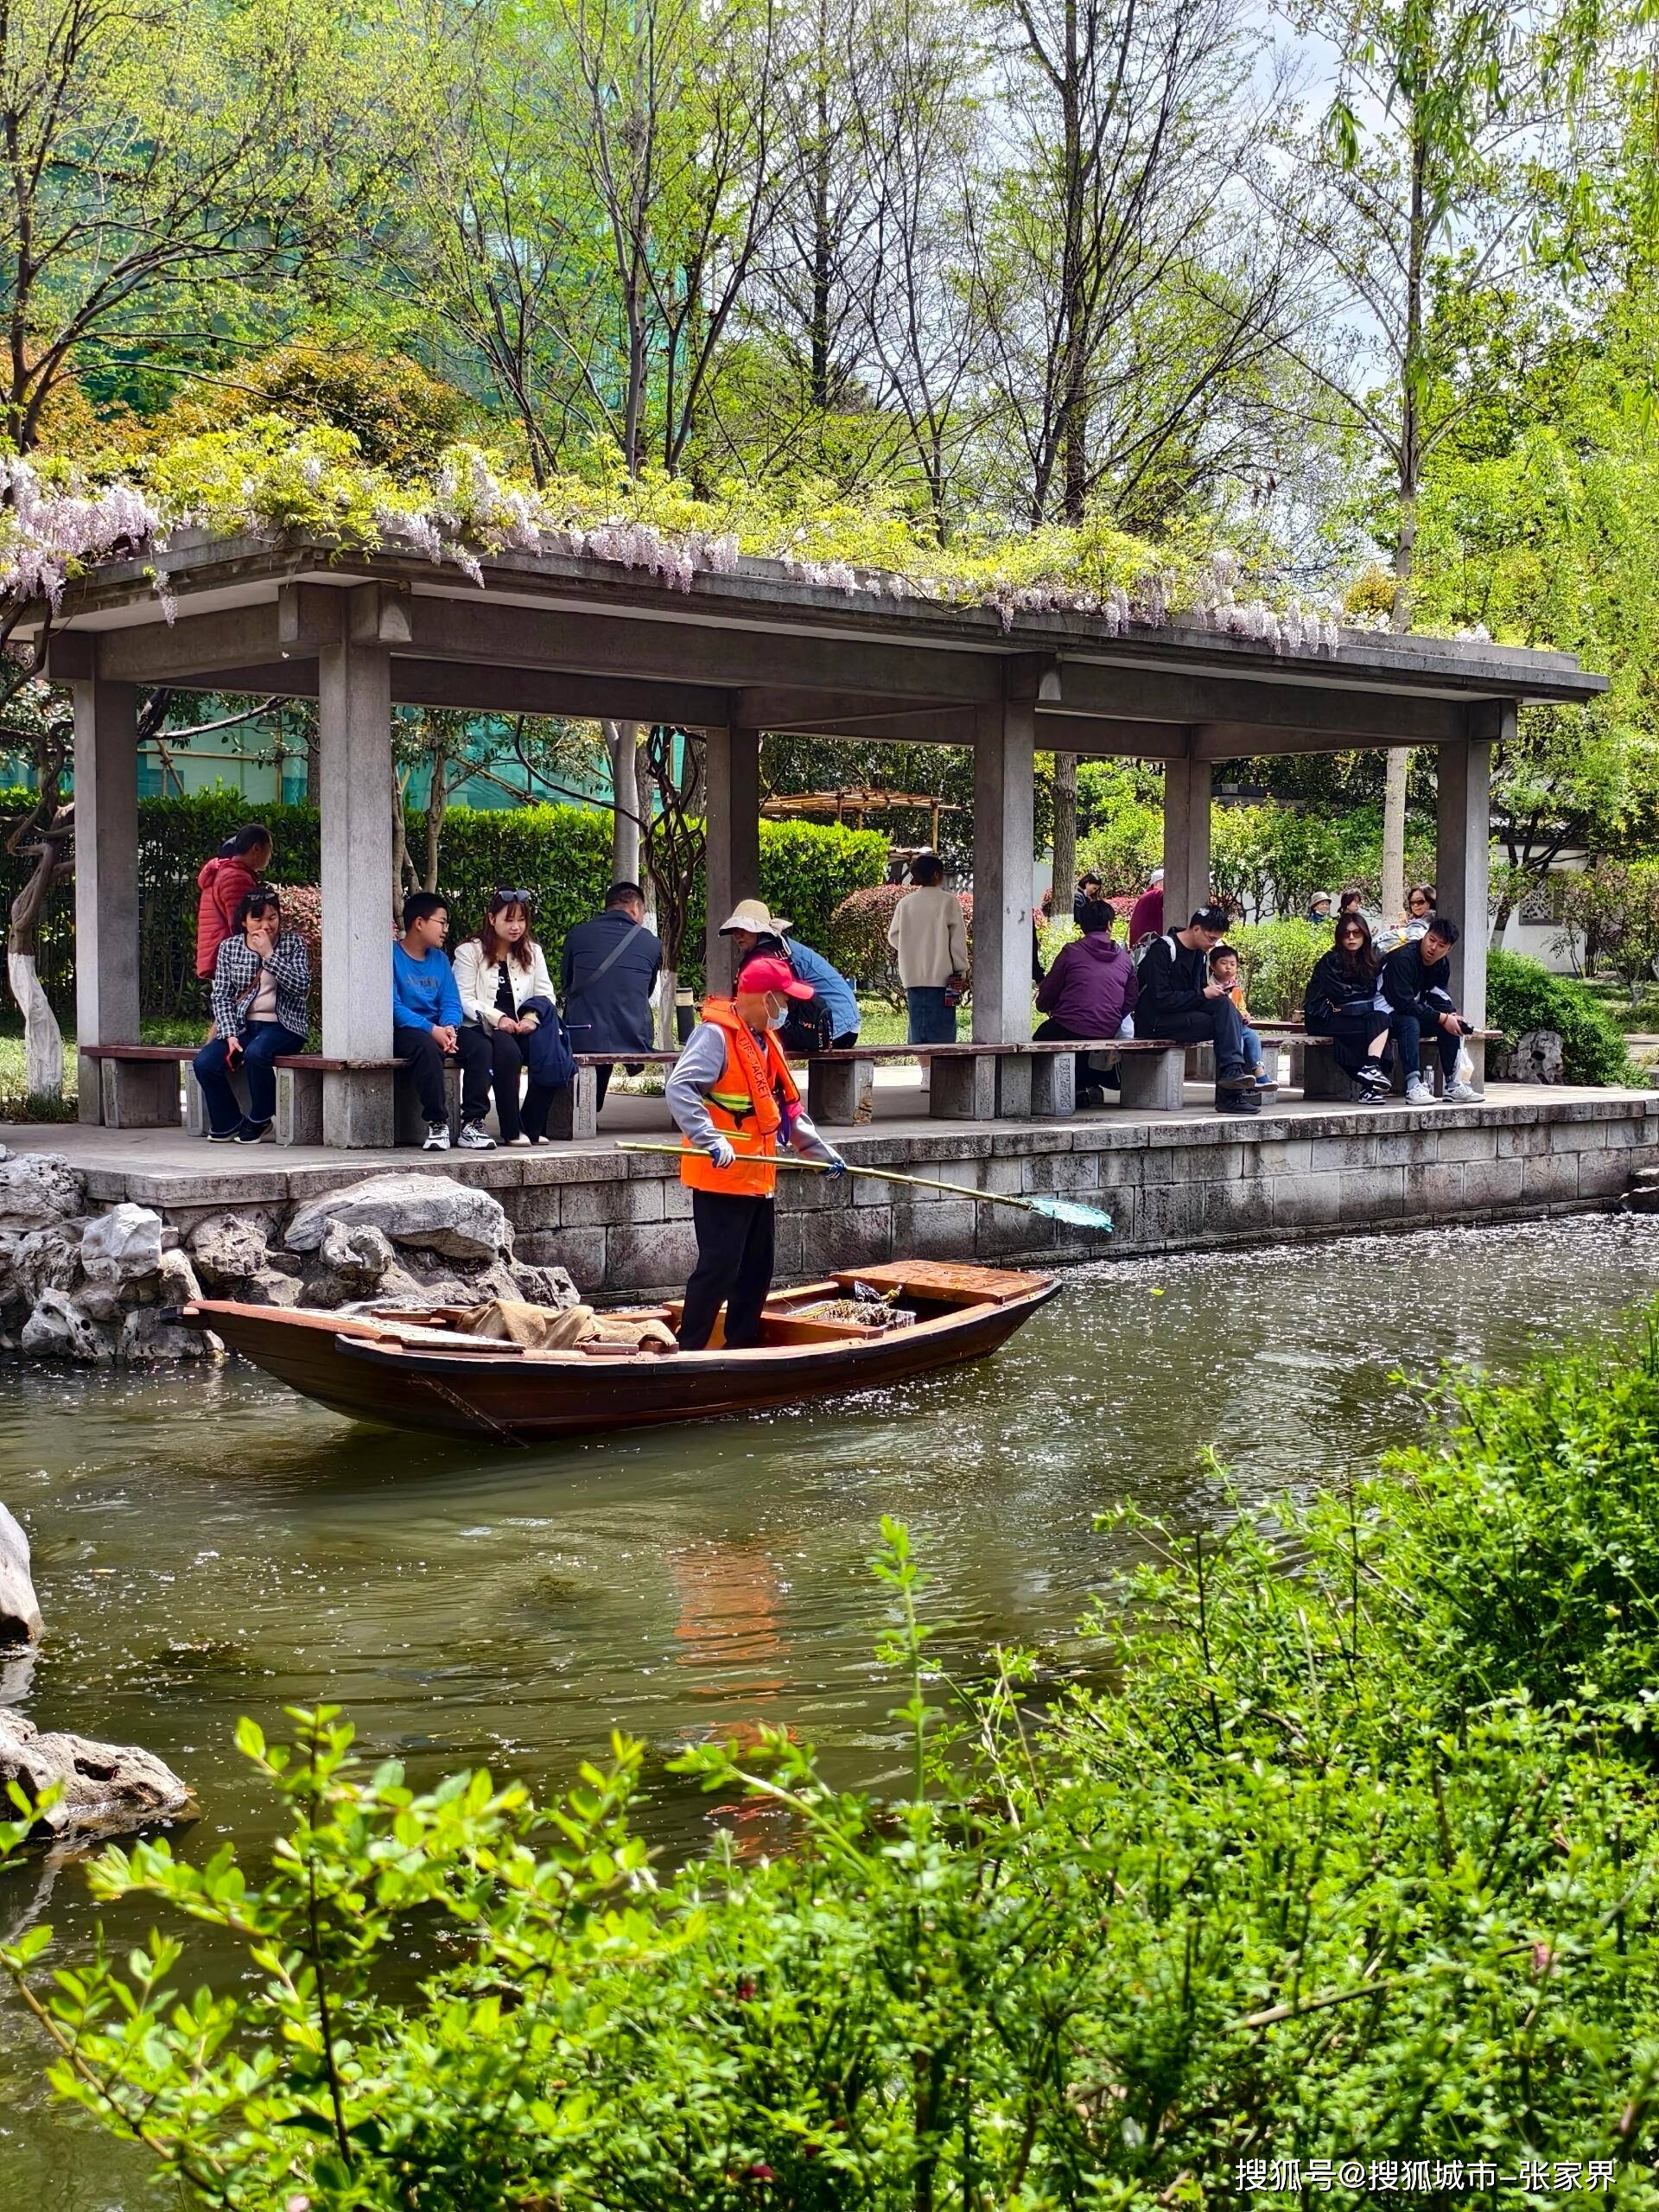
[{"left": 679, "top": 999, "right": 800, "bottom": 1198}]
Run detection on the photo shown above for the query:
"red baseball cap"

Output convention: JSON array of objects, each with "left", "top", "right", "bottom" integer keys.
[{"left": 736, "top": 953, "right": 814, "bottom": 1001}]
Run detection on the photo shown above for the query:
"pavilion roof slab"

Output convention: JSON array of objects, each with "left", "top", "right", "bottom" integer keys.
[{"left": 23, "top": 531, "right": 1607, "bottom": 729}]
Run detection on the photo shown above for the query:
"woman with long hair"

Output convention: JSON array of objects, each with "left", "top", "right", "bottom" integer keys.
[
  {"left": 192, "top": 887, "right": 309, "bottom": 1142},
  {"left": 1304, "top": 912, "right": 1394, "bottom": 1103},
  {"left": 452, "top": 892, "right": 560, "bottom": 1144}
]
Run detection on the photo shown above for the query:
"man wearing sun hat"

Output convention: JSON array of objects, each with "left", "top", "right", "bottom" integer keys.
[{"left": 666, "top": 950, "right": 849, "bottom": 1351}]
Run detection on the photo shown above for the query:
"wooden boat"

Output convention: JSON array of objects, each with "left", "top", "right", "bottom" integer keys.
[{"left": 180, "top": 1260, "right": 1060, "bottom": 1445}]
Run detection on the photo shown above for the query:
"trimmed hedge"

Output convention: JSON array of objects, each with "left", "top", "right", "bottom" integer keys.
[{"left": 0, "top": 793, "right": 885, "bottom": 1021}]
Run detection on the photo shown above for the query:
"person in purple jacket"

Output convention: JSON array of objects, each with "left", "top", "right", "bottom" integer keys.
[{"left": 1033, "top": 910, "right": 1138, "bottom": 1109}]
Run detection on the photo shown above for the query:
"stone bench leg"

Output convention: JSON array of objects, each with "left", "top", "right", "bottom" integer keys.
[
  {"left": 1117, "top": 1049, "right": 1185, "bottom": 1110},
  {"left": 99, "top": 1058, "right": 182, "bottom": 1128},
  {"left": 807, "top": 1058, "right": 872, "bottom": 1128},
  {"left": 1185, "top": 1042, "right": 1215, "bottom": 1082},
  {"left": 929, "top": 1056, "right": 995, "bottom": 1119},
  {"left": 276, "top": 1067, "right": 325, "bottom": 1146},
  {"left": 1031, "top": 1054, "right": 1076, "bottom": 1116},
  {"left": 390, "top": 1064, "right": 458, "bottom": 1148},
  {"left": 1300, "top": 1047, "right": 1357, "bottom": 1102},
  {"left": 544, "top": 1066, "right": 599, "bottom": 1143},
  {"left": 995, "top": 1053, "right": 1033, "bottom": 1118}
]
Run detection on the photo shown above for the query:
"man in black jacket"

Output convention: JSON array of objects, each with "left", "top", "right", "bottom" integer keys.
[
  {"left": 1134, "top": 905, "right": 1257, "bottom": 1114},
  {"left": 1382, "top": 917, "right": 1478, "bottom": 1103},
  {"left": 558, "top": 882, "right": 663, "bottom": 1111}
]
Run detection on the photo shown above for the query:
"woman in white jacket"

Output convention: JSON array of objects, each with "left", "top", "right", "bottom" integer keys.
[{"left": 452, "top": 893, "right": 559, "bottom": 1144}]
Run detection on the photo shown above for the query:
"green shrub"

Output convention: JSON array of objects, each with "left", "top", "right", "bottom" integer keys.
[
  {"left": 1225, "top": 916, "right": 1330, "bottom": 1017},
  {"left": 21, "top": 1317, "right": 1659, "bottom": 2200},
  {"left": 1486, "top": 948, "right": 1636, "bottom": 1084}
]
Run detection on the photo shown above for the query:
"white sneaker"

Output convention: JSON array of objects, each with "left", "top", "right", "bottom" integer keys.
[
  {"left": 458, "top": 1120, "right": 497, "bottom": 1150},
  {"left": 1444, "top": 1080, "right": 1481, "bottom": 1103},
  {"left": 1405, "top": 1075, "right": 1434, "bottom": 1106},
  {"left": 423, "top": 1122, "right": 451, "bottom": 1150},
  {"left": 505, "top": 1133, "right": 531, "bottom": 1147}
]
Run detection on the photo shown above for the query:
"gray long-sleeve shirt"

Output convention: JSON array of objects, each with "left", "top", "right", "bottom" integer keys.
[{"left": 666, "top": 1021, "right": 839, "bottom": 1166}]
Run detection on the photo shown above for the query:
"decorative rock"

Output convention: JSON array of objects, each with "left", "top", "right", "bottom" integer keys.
[
  {"left": 284, "top": 1173, "right": 512, "bottom": 1262},
  {"left": 1491, "top": 1029, "right": 1566, "bottom": 1084},
  {"left": 80, "top": 1202, "right": 166, "bottom": 1283},
  {"left": 0, "top": 1152, "right": 83, "bottom": 1232},
  {"left": 507, "top": 1261, "right": 580, "bottom": 1310},
  {"left": 317, "top": 1218, "right": 395, "bottom": 1295},
  {"left": 3, "top": 1222, "right": 84, "bottom": 1306},
  {"left": 0, "top": 1507, "right": 41, "bottom": 1644},
  {"left": 0, "top": 1709, "right": 191, "bottom": 1840},
  {"left": 187, "top": 1211, "right": 272, "bottom": 1288},
  {"left": 119, "top": 1305, "right": 219, "bottom": 1362},
  {"left": 20, "top": 1289, "right": 113, "bottom": 1365}
]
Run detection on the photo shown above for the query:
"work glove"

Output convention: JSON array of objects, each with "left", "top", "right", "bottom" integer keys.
[
  {"left": 823, "top": 1150, "right": 849, "bottom": 1179},
  {"left": 706, "top": 1136, "right": 737, "bottom": 1170}
]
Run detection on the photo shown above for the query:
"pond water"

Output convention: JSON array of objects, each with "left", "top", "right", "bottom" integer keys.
[{"left": 5, "top": 1211, "right": 1659, "bottom": 2210}]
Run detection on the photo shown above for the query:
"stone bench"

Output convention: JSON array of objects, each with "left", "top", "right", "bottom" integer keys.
[
  {"left": 547, "top": 1052, "right": 683, "bottom": 1142},
  {"left": 83, "top": 1045, "right": 409, "bottom": 1146},
  {"left": 805, "top": 1038, "right": 1194, "bottom": 1124},
  {"left": 1250, "top": 1022, "right": 1499, "bottom": 1101}
]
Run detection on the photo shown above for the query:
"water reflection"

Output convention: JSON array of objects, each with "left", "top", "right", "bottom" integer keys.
[{"left": 4, "top": 1212, "right": 1659, "bottom": 2208}]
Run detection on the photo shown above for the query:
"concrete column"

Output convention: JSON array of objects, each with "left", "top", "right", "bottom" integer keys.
[
  {"left": 702, "top": 725, "right": 760, "bottom": 995},
  {"left": 72, "top": 676, "right": 156, "bottom": 1123},
  {"left": 1435, "top": 721, "right": 1495, "bottom": 1031},
  {"left": 1161, "top": 747, "right": 1212, "bottom": 931},
  {"left": 318, "top": 617, "right": 395, "bottom": 1146},
  {"left": 971, "top": 697, "right": 1036, "bottom": 1043}
]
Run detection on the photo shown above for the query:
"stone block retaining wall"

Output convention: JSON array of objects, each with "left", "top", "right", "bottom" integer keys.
[{"left": 92, "top": 1093, "right": 1658, "bottom": 1301}]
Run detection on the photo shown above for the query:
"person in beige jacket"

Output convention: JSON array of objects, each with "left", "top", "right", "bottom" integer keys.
[{"left": 887, "top": 854, "right": 970, "bottom": 1046}]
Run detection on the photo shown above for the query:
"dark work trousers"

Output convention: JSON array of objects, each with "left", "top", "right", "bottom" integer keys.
[
  {"left": 1140, "top": 997, "right": 1250, "bottom": 1082},
  {"left": 1389, "top": 1010, "right": 1460, "bottom": 1084},
  {"left": 1307, "top": 1010, "right": 1394, "bottom": 1079},
  {"left": 484, "top": 1029, "right": 558, "bottom": 1141},
  {"left": 679, "top": 1189, "right": 777, "bottom": 1351},
  {"left": 394, "top": 1023, "right": 493, "bottom": 1127}
]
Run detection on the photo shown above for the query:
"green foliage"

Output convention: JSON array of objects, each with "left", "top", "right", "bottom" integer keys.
[
  {"left": 1224, "top": 918, "right": 1332, "bottom": 1017},
  {"left": 24, "top": 1327, "right": 1659, "bottom": 2200},
  {"left": 1485, "top": 948, "right": 1635, "bottom": 1084},
  {"left": 754, "top": 821, "right": 887, "bottom": 959}
]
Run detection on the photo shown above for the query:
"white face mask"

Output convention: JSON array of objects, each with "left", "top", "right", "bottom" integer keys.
[{"left": 767, "top": 1006, "right": 788, "bottom": 1030}]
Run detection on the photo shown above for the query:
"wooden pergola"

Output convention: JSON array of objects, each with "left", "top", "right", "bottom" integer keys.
[{"left": 22, "top": 531, "right": 1606, "bottom": 1145}]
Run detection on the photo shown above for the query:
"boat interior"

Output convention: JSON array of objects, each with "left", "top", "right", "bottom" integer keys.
[{"left": 334, "top": 1260, "right": 1054, "bottom": 1359}]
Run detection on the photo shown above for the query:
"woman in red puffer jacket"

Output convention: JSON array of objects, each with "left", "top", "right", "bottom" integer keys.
[{"left": 196, "top": 823, "right": 273, "bottom": 988}]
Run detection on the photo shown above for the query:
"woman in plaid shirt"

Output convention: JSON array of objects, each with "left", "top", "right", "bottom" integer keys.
[{"left": 192, "top": 888, "right": 310, "bottom": 1142}]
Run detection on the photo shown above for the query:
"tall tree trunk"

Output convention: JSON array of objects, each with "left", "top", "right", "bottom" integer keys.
[
  {"left": 1058, "top": 0, "right": 1088, "bottom": 524},
  {"left": 810, "top": 0, "right": 832, "bottom": 413},
  {"left": 5, "top": 823, "right": 71, "bottom": 1098},
  {"left": 1051, "top": 752, "right": 1077, "bottom": 928}
]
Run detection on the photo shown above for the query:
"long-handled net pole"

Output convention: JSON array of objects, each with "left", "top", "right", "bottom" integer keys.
[{"left": 613, "top": 1143, "right": 1113, "bottom": 1231}]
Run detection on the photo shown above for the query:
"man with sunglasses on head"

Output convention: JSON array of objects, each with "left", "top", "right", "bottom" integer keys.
[{"left": 666, "top": 951, "right": 849, "bottom": 1351}]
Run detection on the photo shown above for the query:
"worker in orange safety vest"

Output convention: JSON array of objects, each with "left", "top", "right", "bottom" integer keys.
[{"left": 665, "top": 952, "right": 848, "bottom": 1350}]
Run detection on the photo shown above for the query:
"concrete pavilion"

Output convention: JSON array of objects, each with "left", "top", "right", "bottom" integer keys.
[{"left": 23, "top": 531, "right": 1606, "bottom": 1147}]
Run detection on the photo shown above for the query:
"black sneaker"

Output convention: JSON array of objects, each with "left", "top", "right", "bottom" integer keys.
[
  {"left": 234, "top": 1117, "right": 274, "bottom": 1143},
  {"left": 206, "top": 1125, "right": 239, "bottom": 1144},
  {"left": 1216, "top": 1080, "right": 1261, "bottom": 1116}
]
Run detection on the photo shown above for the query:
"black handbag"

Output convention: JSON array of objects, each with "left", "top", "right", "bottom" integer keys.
[{"left": 779, "top": 996, "right": 836, "bottom": 1057}]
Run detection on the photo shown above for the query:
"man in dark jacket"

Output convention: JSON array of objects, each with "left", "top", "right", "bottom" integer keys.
[
  {"left": 558, "top": 882, "right": 663, "bottom": 1111},
  {"left": 1133, "top": 905, "right": 1255, "bottom": 1113},
  {"left": 1034, "top": 918, "right": 1137, "bottom": 1107},
  {"left": 1382, "top": 917, "right": 1478, "bottom": 1103}
]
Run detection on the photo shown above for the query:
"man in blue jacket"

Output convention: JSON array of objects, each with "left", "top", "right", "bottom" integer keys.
[{"left": 393, "top": 892, "right": 495, "bottom": 1150}]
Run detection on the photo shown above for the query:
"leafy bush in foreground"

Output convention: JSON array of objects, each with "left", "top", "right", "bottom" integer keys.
[
  {"left": 1486, "top": 948, "right": 1635, "bottom": 1084},
  {"left": 16, "top": 1315, "right": 1659, "bottom": 2203}
]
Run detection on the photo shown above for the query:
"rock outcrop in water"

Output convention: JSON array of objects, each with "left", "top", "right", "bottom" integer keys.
[
  {"left": 0, "top": 1506, "right": 41, "bottom": 1645},
  {"left": 0, "top": 1708, "right": 192, "bottom": 1840},
  {"left": 0, "top": 1158, "right": 578, "bottom": 1360}
]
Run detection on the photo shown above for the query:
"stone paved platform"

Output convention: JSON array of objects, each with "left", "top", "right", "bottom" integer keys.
[{"left": 5, "top": 1083, "right": 1654, "bottom": 1298}]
